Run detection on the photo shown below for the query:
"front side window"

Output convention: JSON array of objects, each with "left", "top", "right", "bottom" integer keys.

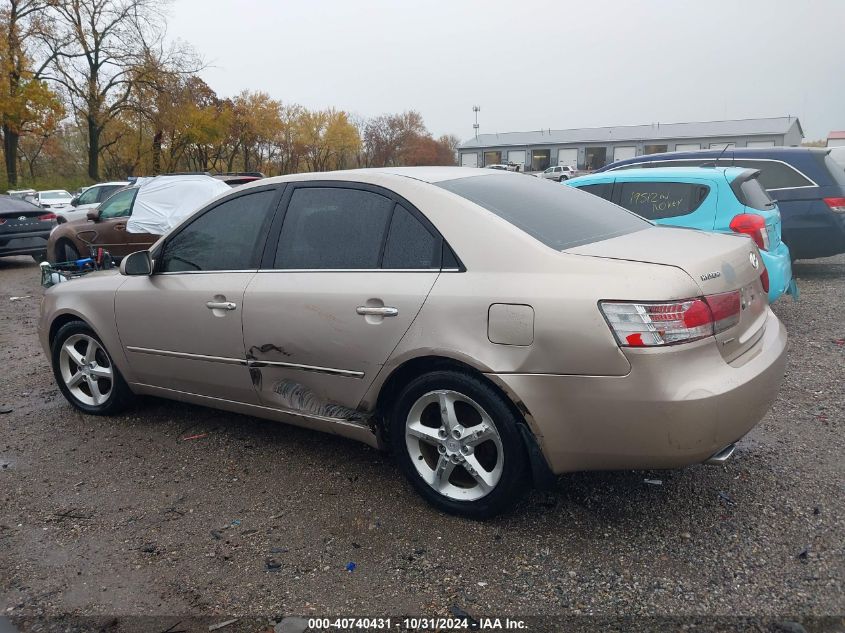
[
  {"left": 99, "top": 189, "right": 138, "bottom": 219},
  {"left": 617, "top": 181, "right": 710, "bottom": 220},
  {"left": 161, "top": 189, "right": 276, "bottom": 272},
  {"left": 437, "top": 174, "right": 649, "bottom": 251},
  {"left": 76, "top": 187, "right": 100, "bottom": 206},
  {"left": 274, "top": 187, "right": 393, "bottom": 269},
  {"left": 97, "top": 185, "right": 124, "bottom": 202}
]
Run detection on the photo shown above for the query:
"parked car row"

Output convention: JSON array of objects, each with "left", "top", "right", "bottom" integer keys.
[
  {"left": 565, "top": 166, "right": 796, "bottom": 303},
  {"left": 38, "top": 166, "right": 787, "bottom": 518},
  {"left": 594, "top": 147, "right": 845, "bottom": 261}
]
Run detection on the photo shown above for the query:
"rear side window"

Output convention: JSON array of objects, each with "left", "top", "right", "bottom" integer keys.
[
  {"left": 733, "top": 160, "right": 813, "bottom": 189},
  {"left": 275, "top": 187, "right": 393, "bottom": 269},
  {"left": 437, "top": 174, "right": 648, "bottom": 251},
  {"left": 383, "top": 205, "right": 441, "bottom": 269},
  {"left": 577, "top": 182, "right": 614, "bottom": 200},
  {"left": 616, "top": 181, "right": 709, "bottom": 220},
  {"left": 161, "top": 189, "right": 276, "bottom": 272}
]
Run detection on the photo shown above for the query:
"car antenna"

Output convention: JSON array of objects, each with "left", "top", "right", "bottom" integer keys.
[{"left": 714, "top": 142, "right": 730, "bottom": 168}]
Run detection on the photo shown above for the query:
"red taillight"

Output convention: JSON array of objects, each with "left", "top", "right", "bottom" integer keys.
[
  {"left": 729, "top": 213, "right": 770, "bottom": 251},
  {"left": 39, "top": 213, "right": 57, "bottom": 221},
  {"left": 601, "top": 291, "right": 741, "bottom": 348},
  {"left": 823, "top": 197, "right": 845, "bottom": 213},
  {"left": 0, "top": 218, "right": 5, "bottom": 225}
]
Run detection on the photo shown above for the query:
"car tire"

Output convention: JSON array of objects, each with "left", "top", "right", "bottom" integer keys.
[
  {"left": 390, "top": 370, "right": 529, "bottom": 519},
  {"left": 50, "top": 321, "right": 134, "bottom": 416},
  {"left": 57, "top": 240, "right": 80, "bottom": 263}
]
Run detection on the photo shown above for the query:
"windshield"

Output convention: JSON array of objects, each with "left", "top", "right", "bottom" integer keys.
[
  {"left": 437, "top": 174, "right": 650, "bottom": 250},
  {"left": 41, "top": 191, "right": 71, "bottom": 199}
]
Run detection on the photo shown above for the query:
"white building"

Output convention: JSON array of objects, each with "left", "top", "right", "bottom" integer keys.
[{"left": 458, "top": 116, "right": 804, "bottom": 172}]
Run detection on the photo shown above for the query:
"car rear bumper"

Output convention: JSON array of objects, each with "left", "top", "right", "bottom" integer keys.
[
  {"left": 489, "top": 308, "right": 787, "bottom": 474},
  {"left": 0, "top": 230, "right": 50, "bottom": 257},
  {"left": 761, "top": 240, "right": 793, "bottom": 303}
]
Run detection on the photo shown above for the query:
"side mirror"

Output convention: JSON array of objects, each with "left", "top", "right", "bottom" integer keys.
[
  {"left": 120, "top": 250, "right": 152, "bottom": 276},
  {"left": 86, "top": 208, "right": 100, "bottom": 221},
  {"left": 70, "top": 197, "right": 79, "bottom": 207}
]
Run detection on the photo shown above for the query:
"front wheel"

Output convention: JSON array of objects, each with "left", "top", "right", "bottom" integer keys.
[
  {"left": 390, "top": 370, "right": 529, "bottom": 518},
  {"left": 51, "top": 321, "right": 134, "bottom": 415}
]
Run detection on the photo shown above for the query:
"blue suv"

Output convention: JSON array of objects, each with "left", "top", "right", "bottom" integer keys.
[{"left": 596, "top": 148, "right": 845, "bottom": 261}]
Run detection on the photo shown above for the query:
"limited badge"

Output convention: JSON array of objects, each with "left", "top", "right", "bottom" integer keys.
[{"left": 749, "top": 251, "right": 759, "bottom": 269}]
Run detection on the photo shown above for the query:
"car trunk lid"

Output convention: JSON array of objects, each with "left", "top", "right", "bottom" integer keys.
[
  {"left": 568, "top": 225, "right": 769, "bottom": 362},
  {"left": 0, "top": 209, "right": 54, "bottom": 235}
]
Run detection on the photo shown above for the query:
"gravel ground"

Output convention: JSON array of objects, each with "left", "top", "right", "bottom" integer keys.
[{"left": 0, "top": 254, "right": 842, "bottom": 628}]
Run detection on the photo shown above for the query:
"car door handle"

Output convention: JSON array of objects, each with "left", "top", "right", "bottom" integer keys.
[
  {"left": 115, "top": 223, "right": 126, "bottom": 231},
  {"left": 206, "top": 301, "right": 237, "bottom": 311},
  {"left": 356, "top": 306, "right": 398, "bottom": 317}
]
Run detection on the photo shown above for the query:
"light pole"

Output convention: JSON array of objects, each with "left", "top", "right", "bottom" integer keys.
[{"left": 472, "top": 105, "right": 480, "bottom": 139}]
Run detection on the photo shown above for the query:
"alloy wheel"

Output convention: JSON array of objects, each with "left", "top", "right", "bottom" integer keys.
[
  {"left": 59, "top": 333, "right": 114, "bottom": 406},
  {"left": 404, "top": 390, "right": 504, "bottom": 501}
]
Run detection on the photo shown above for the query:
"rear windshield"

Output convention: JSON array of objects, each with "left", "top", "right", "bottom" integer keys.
[
  {"left": 736, "top": 176, "right": 775, "bottom": 211},
  {"left": 817, "top": 153, "right": 845, "bottom": 186},
  {"left": 437, "top": 174, "right": 649, "bottom": 250}
]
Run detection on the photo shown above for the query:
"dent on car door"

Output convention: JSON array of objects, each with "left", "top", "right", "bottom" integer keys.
[
  {"left": 114, "top": 186, "right": 281, "bottom": 402},
  {"left": 242, "top": 184, "right": 442, "bottom": 422}
]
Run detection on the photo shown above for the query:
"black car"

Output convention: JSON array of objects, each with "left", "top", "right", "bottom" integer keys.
[
  {"left": 0, "top": 195, "right": 58, "bottom": 261},
  {"left": 597, "top": 147, "right": 845, "bottom": 260}
]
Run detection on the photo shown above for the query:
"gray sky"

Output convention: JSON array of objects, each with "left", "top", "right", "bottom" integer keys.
[{"left": 168, "top": 0, "right": 845, "bottom": 143}]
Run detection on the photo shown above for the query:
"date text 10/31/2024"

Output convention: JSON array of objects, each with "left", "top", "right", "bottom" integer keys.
[{"left": 307, "top": 617, "right": 529, "bottom": 630}]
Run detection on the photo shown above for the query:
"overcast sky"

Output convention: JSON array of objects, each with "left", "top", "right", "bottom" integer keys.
[{"left": 168, "top": 0, "right": 845, "bottom": 142}]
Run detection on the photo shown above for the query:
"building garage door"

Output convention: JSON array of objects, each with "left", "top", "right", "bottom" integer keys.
[
  {"left": 508, "top": 150, "right": 526, "bottom": 169},
  {"left": 461, "top": 153, "right": 478, "bottom": 168},
  {"left": 613, "top": 146, "right": 636, "bottom": 161},
  {"left": 746, "top": 140, "right": 776, "bottom": 148},
  {"left": 557, "top": 148, "right": 578, "bottom": 167},
  {"left": 675, "top": 143, "right": 701, "bottom": 152}
]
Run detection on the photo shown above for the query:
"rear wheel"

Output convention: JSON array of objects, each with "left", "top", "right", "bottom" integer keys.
[
  {"left": 51, "top": 321, "right": 134, "bottom": 415},
  {"left": 390, "top": 370, "right": 529, "bottom": 518}
]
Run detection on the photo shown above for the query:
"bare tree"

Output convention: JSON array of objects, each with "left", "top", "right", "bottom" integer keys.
[{"left": 40, "top": 0, "right": 177, "bottom": 180}]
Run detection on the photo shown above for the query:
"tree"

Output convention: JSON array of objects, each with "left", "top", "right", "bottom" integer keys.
[
  {"left": 300, "top": 108, "right": 359, "bottom": 172},
  {"left": 0, "top": 0, "right": 56, "bottom": 186},
  {"left": 41, "top": 0, "right": 180, "bottom": 180}
]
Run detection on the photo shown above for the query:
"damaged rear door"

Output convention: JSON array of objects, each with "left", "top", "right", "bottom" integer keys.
[{"left": 243, "top": 183, "right": 443, "bottom": 421}]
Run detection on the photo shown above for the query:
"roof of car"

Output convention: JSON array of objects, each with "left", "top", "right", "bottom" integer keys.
[
  {"left": 256, "top": 166, "right": 506, "bottom": 186},
  {"left": 0, "top": 194, "right": 42, "bottom": 212},
  {"left": 90, "top": 181, "right": 131, "bottom": 187},
  {"left": 573, "top": 166, "right": 750, "bottom": 182}
]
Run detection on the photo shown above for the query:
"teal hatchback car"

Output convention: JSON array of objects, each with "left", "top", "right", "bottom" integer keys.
[{"left": 566, "top": 167, "right": 796, "bottom": 303}]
